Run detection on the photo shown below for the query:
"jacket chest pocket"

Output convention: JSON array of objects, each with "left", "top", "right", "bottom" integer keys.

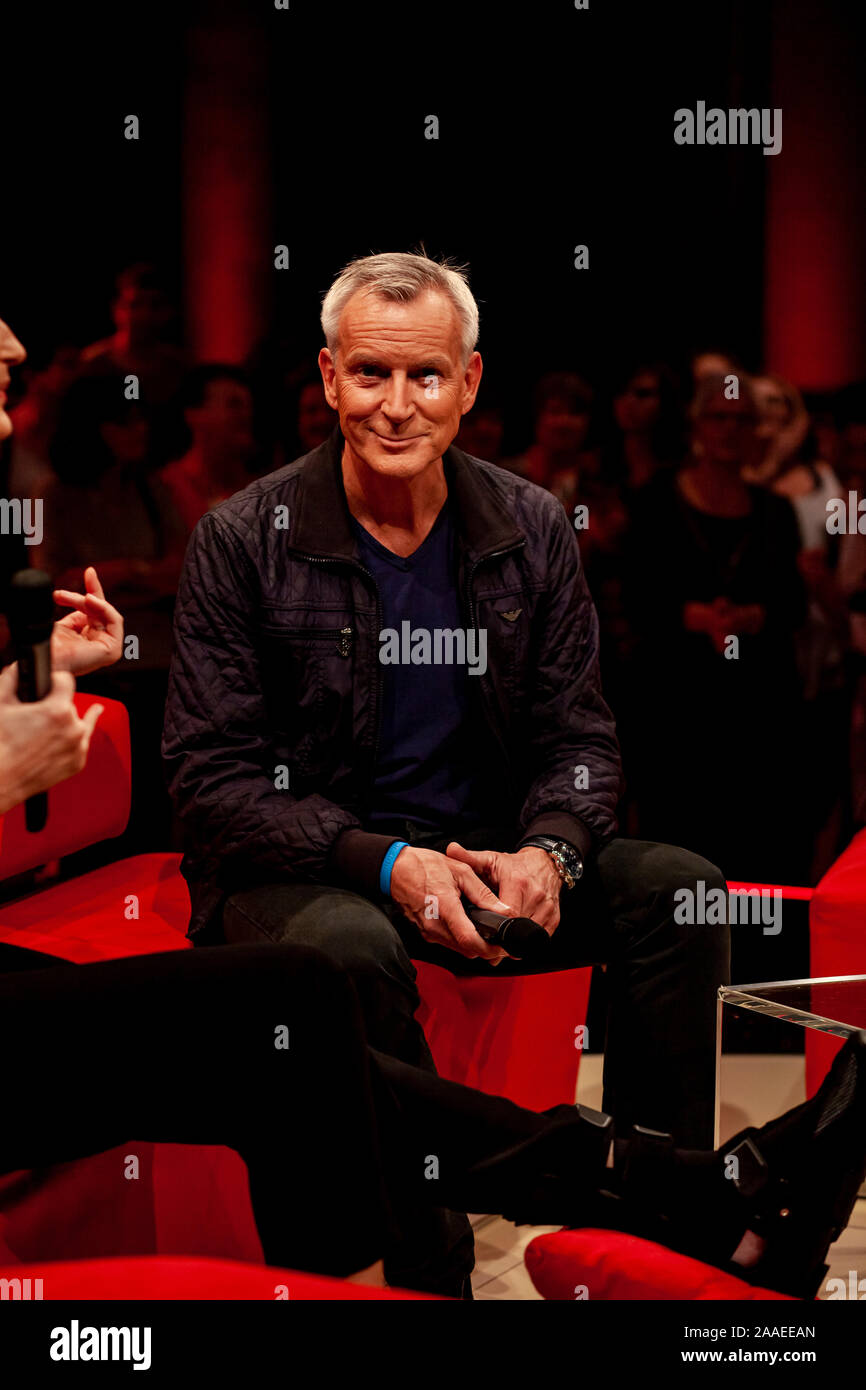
[
  {"left": 481, "top": 599, "right": 531, "bottom": 701},
  {"left": 267, "top": 623, "right": 354, "bottom": 657},
  {"left": 259, "top": 620, "right": 355, "bottom": 766}
]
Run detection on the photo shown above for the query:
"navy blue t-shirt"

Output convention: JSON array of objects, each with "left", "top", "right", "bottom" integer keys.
[{"left": 351, "top": 500, "right": 484, "bottom": 834}]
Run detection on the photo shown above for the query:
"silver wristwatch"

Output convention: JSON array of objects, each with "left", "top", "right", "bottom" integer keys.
[{"left": 519, "top": 836, "right": 584, "bottom": 890}]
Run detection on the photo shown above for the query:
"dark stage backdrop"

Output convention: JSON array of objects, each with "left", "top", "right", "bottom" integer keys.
[
  {"left": 267, "top": 0, "right": 771, "bottom": 412},
  {"left": 5, "top": 2, "right": 864, "bottom": 417},
  {"left": 2, "top": 0, "right": 781, "bottom": 401}
]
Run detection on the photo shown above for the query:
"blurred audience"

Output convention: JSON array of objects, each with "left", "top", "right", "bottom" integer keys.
[
  {"left": 31, "top": 374, "right": 188, "bottom": 854},
  {"left": 691, "top": 348, "right": 742, "bottom": 386},
  {"left": 836, "top": 383, "right": 866, "bottom": 828},
  {"left": 159, "top": 365, "right": 258, "bottom": 535},
  {"left": 80, "top": 263, "right": 187, "bottom": 407},
  {"left": 836, "top": 381, "right": 866, "bottom": 492},
  {"left": 747, "top": 375, "right": 811, "bottom": 486},
  {"left": 80, "top": 263, "right": 187, "bottom": 463},
  {"left": 456, "top": 395, "right": 506, "bottom": 464},
  {"left": 296, "top": 373, "right": 336, "bottom": 454},
  {"left": 624, "top": 374, "right": 808, "bottom": 881},
  {"left": 605, "top": 360, "right": 686, "bottom": 491},
  {"left": 502, "top": 371, "right": 596, "bottom": 490},
  {"left": 33, "top": 374, "right": 186, "bottom": 649},
  {"left": 263, "top": 368, "right": 335, "bottom": 469},
  {"left": 7, "top": 344, "right": 80, "bottom": 498},
  {"left": 745, "top": 374, "right": 848, "bottom": 873}
]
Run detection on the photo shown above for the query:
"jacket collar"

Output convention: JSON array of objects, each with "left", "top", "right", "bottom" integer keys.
[{"left": 290, "top": 424, "right": 524, "bottom": 563}]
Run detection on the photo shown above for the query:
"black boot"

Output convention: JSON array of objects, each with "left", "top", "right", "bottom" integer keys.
[
  {"left": 482, "top": 1031, "right": 866, "bottom": 1301},
  {"left": 703, "top": 1027, "right": 866, "bottom": 1298},
  {"left": 457, "top": 1101, "right": 617, "bottom": 1230}
]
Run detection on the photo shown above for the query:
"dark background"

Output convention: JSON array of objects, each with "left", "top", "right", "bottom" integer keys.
[{"left": 8, "top": 0, "right": 857, "bottom": 446}]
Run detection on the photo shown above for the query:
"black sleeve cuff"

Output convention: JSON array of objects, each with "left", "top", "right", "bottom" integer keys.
[
  {"left": 517, "top": 812, "right": 593, "bottom": 864},
  {"left": 327, "top": 827, "right": 407, "bottom": 899}
]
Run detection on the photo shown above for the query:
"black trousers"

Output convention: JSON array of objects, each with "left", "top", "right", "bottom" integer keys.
[
  {"left": 1, "top": 943, "right": 605, "bottom": 1283},
  {"left": 219, "top": 830, "right": 730, "bottom": 1292},
  {"left": 222, "top": 834, "right": 730, "bottom": 1144}
]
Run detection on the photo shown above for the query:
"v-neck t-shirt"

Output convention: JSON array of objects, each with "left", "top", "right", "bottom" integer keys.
[{"left": 350, "top": 500, "right": 484, "bottom": 834}]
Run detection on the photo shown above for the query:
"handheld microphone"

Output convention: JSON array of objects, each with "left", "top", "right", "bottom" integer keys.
[
  {"left": 462, "top": 900, "right": 552, "bottom": 962},
  {"left": 8, "top": 570, "right": 55, "bottom": 833}
]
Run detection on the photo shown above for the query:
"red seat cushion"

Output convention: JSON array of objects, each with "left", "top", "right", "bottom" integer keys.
[
  {"left": 0, "top": 1141, "right": 264, "bottom": 1268},
  {"left": 0, "top": 695, "right": 131, "bottom": 878},
  {"left": 0, "top": 1255, "right": 441, "bottom": 1299},
  {"left": 415, "top": 959, "right": 591, "bottom": 1111},
  {"left": 0, "top": 853, "right": 189, "bottom": 962},
  {"left": 524, "top": 1229, "right": 797, "bottom": 1301}
]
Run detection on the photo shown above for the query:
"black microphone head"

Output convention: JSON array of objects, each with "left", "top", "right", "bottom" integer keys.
[
  {"left": 8, "top": 570, "right": 55, "bottom": 649},
  {"left": 498, "top": 914, "right": 551, "bottom": 962}
]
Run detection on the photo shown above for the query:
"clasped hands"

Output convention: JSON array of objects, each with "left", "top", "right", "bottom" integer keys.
[
  {"left": 683, "top": 598, "right": 766, "bottom": 654},
  {"left": 389, "top": 841, "right": 563, "bottom": 966}
]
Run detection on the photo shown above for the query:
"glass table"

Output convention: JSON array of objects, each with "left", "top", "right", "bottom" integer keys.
[{"left": 715, "top": 974, "right": 866, "bottom": 1146}]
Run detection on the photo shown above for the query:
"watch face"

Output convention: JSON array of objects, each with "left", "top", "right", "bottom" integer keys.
[
  {"left": 524, "top": 837, "right": 582, "bottom": 876},
  {"left": 554, "top": 842, "right": 583, "bottom": 876}
]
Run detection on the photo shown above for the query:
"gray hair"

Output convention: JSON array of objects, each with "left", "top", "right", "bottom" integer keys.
[{"left": 320, "top": 251, "right": 479, "bottom": 365}]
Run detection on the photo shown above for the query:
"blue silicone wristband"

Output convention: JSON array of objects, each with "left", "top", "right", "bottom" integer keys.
[{"left": 380, "top": 840, "right": 409, "bottom": 897}]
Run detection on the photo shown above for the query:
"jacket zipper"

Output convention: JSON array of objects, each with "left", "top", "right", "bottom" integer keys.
[{"left": 267, "top": 623, "right": 353, "bottom": 656}]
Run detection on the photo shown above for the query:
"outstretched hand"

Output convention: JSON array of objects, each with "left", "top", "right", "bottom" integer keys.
[{"left": 51, "top": 567, "right": 124, "bottom": 675}]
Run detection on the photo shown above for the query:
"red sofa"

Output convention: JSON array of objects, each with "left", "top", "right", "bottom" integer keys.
[
  {"left": 0, "top": 1255, "right": 439, "bottom": 1300},
  {"left": 524, "top": 1229, "right": 797, "bottom": 1301}
]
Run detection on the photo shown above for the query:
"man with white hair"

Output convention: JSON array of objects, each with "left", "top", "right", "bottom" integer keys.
[{"left": 164, "top": 251, "right": 729, "bottom": 1296}]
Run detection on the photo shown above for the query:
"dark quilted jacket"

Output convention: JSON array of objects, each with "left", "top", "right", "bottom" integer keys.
[{"left": 163, "top": 426, "right": 623, "bottom": 938}]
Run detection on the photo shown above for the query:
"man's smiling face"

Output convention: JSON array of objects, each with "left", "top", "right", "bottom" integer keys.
[
  {"left": 0, "top": 316, "right": 27, "bottom": 441},
  {"left": 318, "top": 288, "right": 481, "bottom": 480}
]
